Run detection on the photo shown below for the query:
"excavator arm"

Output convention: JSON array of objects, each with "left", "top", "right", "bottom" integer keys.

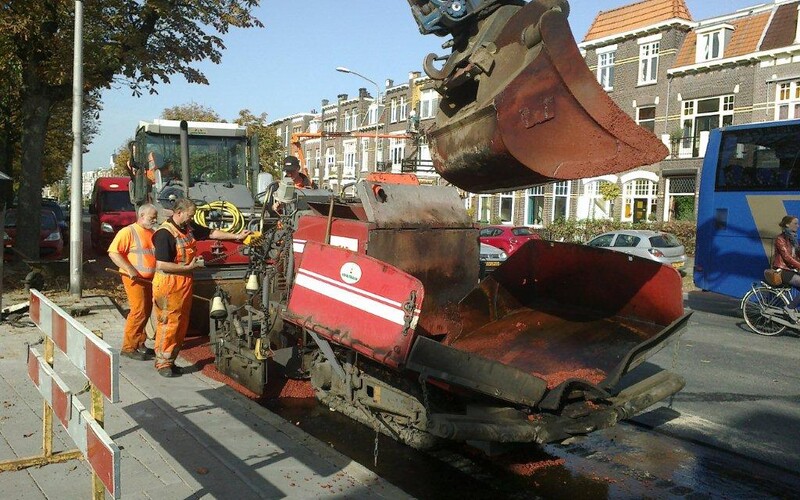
[{"left": 407, "top": 0, "right": 668, "bottom": 193}]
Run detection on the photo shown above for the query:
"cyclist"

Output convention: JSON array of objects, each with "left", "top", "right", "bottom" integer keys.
[{"left": 772, "top": 215, "right": 800, "bottom": 320}]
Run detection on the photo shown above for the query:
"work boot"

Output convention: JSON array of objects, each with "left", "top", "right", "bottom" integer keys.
[
  {"left": 121, "top": 348, "right": 149, "bottom": 361},
  {"left": 158, "top": 366, "right": 180, "bottom": 378},
  {"left": 143, "top": 346, "right": 155, "bottom": 357}
]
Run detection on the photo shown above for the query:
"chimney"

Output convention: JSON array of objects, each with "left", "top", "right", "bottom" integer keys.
[
  {"left": 359, "top": 87, "right": 369, "bottom": 99},
  {"left": 321, "top": 99, "right": 329, "bottom": 106},
  {"left": 385, "top": 79, "right": 394, "bottom": 88},
  {"left": 409, "top": 71, "right": 421, "bottom": 81},
  {"left": 338, "top": 93, "right": 348, "bottom": 101}
]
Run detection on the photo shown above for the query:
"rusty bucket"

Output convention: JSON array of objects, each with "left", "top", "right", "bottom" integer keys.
[{"left": 428, "top": 0, "right": 669, "bottom": 193}]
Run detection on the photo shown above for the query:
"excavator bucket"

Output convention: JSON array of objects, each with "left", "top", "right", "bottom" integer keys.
[{"left": 427, "top": 0, "right": 669, "bottom": 192}]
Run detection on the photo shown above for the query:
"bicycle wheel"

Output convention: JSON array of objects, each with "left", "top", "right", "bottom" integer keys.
[{"left": 741, "top": 286, "right": 788, "bottom": 336}]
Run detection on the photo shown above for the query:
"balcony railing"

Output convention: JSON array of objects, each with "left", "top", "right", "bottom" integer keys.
[
  {"left": 401, "top": 159, "right": 436, "bottom": 175},
  {"left": 665, "top": 131, "right": 710, "bottom": 160}
]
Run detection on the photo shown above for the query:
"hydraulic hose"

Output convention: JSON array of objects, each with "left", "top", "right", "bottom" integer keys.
[{"left": 194, "top": 200, "right": 245, "bottom": 233}]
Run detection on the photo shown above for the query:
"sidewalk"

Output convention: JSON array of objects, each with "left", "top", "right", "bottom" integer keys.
[{"left": 0, "top": 293, "right": 409, "bottom": 499}]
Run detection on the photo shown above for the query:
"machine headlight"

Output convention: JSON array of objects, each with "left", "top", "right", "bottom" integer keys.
[
  {"left": 101, "top": 222, "right": 114, "bottom": 233},
  {"left": 44, "top": 231, "right": 61, "bottom": 241},
  {"left": 2, "top": 233, "right": 8, "bottom": 241},
  {"left": 499, "top": 251, "right": 507, "bottom": 260}
]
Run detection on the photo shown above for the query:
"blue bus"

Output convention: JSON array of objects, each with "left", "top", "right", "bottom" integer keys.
[{"left": 694, "top": 119, "right": 800, "bottom": 298}]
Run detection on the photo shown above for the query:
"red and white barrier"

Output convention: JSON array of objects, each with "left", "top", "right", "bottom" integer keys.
[
  {"left": 27, "top": 347, "right": 121, "bottom": 498},
  {"left": 29, "top": 289, "right": 120, "bottom": 402},
  {"left": 27, "top": 348, "right": 72, "bottom": 428}
]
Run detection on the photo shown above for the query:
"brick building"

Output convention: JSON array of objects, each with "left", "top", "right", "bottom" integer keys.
[{"left": 271, "top": 0, "right": 800, "bottom": 227}]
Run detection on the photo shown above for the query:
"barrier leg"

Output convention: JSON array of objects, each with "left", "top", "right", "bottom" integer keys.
[
  {"left": 43, "top": 337, "right": 53, "bottom": 457},
  {"left": 91, "top": 332, "right": 105, "bottom": 500}
]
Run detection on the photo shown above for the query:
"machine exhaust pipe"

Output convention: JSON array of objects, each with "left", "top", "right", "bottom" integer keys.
[{"left": 179, "top": 120, "right": 190, "bottom": 198}]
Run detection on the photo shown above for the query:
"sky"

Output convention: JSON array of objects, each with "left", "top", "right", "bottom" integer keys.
[{"left": 84, "top": 0, "right": 769, "bottom": 170}]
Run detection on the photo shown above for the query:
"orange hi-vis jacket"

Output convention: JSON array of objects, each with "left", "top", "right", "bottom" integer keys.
[
  {"left": 152, "top": 220, "right": 197, "bottom": 369},
  {"left": 110, "top": 223, "right": 156, "bottom": 279},
  {"left": 155, "top": 220, "right": 197, "bottom": 268}
]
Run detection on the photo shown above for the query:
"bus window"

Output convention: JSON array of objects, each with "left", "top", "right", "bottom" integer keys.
[{"left": 715, "top": 125, "right": 800, "bottom": 191}]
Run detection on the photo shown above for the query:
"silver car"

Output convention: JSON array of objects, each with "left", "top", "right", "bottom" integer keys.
[
  {"left": 479, "top": 242, "right": 507, "bottom": 278},
  {"left": 586, "top": 230, "right": 687, "bottom": 274}
]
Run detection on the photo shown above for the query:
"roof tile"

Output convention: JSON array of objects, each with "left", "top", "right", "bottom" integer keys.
[
  {"left": 674, "top": 11, "right": 772, "bottom": 67},
  {"left": 583, "top": 0, "right": 692, "bottom": 42},
  {"left": 761, "top": 2, "right": 798, "bottom": 51}
]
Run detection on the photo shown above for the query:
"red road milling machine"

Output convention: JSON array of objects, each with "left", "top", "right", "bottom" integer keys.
[{"left": 209, "top": 0, "right": 691, "bottom": 449}]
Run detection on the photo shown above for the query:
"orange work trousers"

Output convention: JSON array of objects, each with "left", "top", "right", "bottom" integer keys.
[
  {"left": 152, "top": 272, "right": 193, "bottom": 369},
  {"left": 121, "top": 275, "right": 153, "bottom": 352}
]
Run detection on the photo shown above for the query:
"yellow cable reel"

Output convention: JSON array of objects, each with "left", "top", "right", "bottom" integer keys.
[{"left": 193, "top": 201, "right": 245, "bottom": 234}]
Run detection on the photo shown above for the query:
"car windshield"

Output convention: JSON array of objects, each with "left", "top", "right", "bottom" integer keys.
[
  {"left": 4, "top": 210, "right": 16, "bottom": 227},
  {"left": 42, "top": 201, "right": 65, "bottom": 221},
  {"left": 40, "top": 212, "right": 57, "bottom": 230},
  {"left": 649, "top": 233, "right": 681, "bottom": 247},
  {"left": 100, "top": 191, "right": 135, "bottom": 212},
  {"left": 512, "top": 227, "right": 535, "bottom": 236}
]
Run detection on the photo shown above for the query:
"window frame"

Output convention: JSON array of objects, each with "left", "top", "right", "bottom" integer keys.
[{"left": 638, "top": 37, "right": 660, "bottom": 86}]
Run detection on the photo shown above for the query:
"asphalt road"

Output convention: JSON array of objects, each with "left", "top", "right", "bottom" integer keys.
[{"left": 631, "top": 290, "right": 800, "bottom": 473}]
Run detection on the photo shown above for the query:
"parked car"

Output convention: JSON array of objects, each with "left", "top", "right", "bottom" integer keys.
[
  {"left": 3, "top": 209, "right": 64, "bottom": 261},
  {"left": 479, "top": 225, "right": 541, "bottom": 256},
  {"left": 479, "top": 242, "right": 507, "bottom": 279},
  {"left": 89, "top": 177, "right": 136, "bottom": 253},
  {"left": 586, "top": 230, "right": 687, "bottom": 273},
  {"left": 41, "top": 198, "right": 69, "bottom": 240}
]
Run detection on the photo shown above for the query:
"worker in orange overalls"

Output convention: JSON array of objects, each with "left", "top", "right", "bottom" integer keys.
[
  {"left": 108, "top": 204, "right": 159, "bottom": 360},
  {"left": 282, "top": 155, "right": 313, "bottom": 188},
  {"left": 151, "top": 198, "right": 250, "bottom": 377}
]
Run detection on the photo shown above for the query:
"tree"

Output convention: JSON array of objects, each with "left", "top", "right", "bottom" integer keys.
[
  {"left": 233, "top": 109, "right": 283, "bottom": 178},
  {"left": 111, "top": 140, "right": 134, "bottom": 177},
  {"left": 162, "top": 103, "right": 223, "bottom": 122},
  {"left": 0, "top": 0, "right": 262, "bottom": 260}
]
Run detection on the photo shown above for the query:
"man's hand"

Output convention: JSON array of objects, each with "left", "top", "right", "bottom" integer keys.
[{"left": 235, "top": 230, "right": 252, "bottom": 242}]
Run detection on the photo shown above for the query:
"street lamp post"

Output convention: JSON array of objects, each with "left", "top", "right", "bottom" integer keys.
[{"left": 336, "top": 67, "right": 381, "bottom": 171}]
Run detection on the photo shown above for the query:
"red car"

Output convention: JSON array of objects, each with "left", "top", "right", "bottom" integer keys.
[
  {"left": 3, "top": 209, "right": 64, "bottom": 261},
  {"left": 478, "top": 225, "right": 541, "bottom": 256}
]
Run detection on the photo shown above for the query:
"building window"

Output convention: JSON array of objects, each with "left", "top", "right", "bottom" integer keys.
[
  {"left": 638, "top": 41, "right": 659, "bottom": 85},
  {"left": 525, "top": 186, "right": 545, "bottom": 226},
  {"left": 324, "top": 119, "right": 336, "bottom": 133},
  {"left": 579, "top": 180, "right": 612, "bottom": 220},
  {"left": 390, "top": 138, "right": 405, "bottom": 173},
  {"left": 597, "top": 50, "right": 616, "bottom": 90},
  {"left": 351, "top": 109, "right": 359, "bottom": 130},
  {"left": 499, "top": 192, "right": 515, "bottom": 224},
  {"left": 623, "top": 178, "right": 657, "bottom": 222},
  {"left": 314, "top": 148, "right": 321, "bottom": 177},
  {"left": 700, "top": 31, "right": 721, "bottom": 61},
  {"left": 399, "top": 96, "right": 408, "bottom": 121},
  {"left": 637, "top": 106, "right": 656, "bottom": 132},
  {"left": 390, "top": 98, "right": 398, "bottom": 123},
  {"left": 680, "top": 95, "right": 734, "bottom": 157},
  {"left": 664, "top": 176, "right": 696, "bottom": 221},
  {"left": 552, "top": 181, "right": 570, "bottom": 221},
  {"left": 478, "top": 195, "right": 493, "bottom": 223},
  {"left": 776, "top": 80, "right": 800, "bottom": 120},
  {"left": 325, "top": 147, "right": 336, "bottom": 177},
  {"left": 367, "top": 103, "right": 379, "bottom": 125},
  {"left": 343, "top": 140, "right": 356, "bottom": 178},
  {"left": 344, "top": 112, "right": 352, "bottom": 132},
  {"left": 361, "top": 139, "right": 370, "bottom": 172},
  {"left": 420, "top": 89, "right": 439, "bottom": 119}
]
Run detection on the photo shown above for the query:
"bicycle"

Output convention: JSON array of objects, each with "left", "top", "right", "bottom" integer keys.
[{"left": 740, "top": 281, "right": 800, "bottom": 336}]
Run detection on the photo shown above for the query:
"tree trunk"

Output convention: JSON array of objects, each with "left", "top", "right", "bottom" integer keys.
[{"left": 17, "top": 77, "right": 53, "bottom": 262}]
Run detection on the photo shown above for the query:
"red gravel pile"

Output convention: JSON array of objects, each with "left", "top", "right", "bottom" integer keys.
[{"left": 179, "top": 337, "right": 315, "bottom": 400}]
